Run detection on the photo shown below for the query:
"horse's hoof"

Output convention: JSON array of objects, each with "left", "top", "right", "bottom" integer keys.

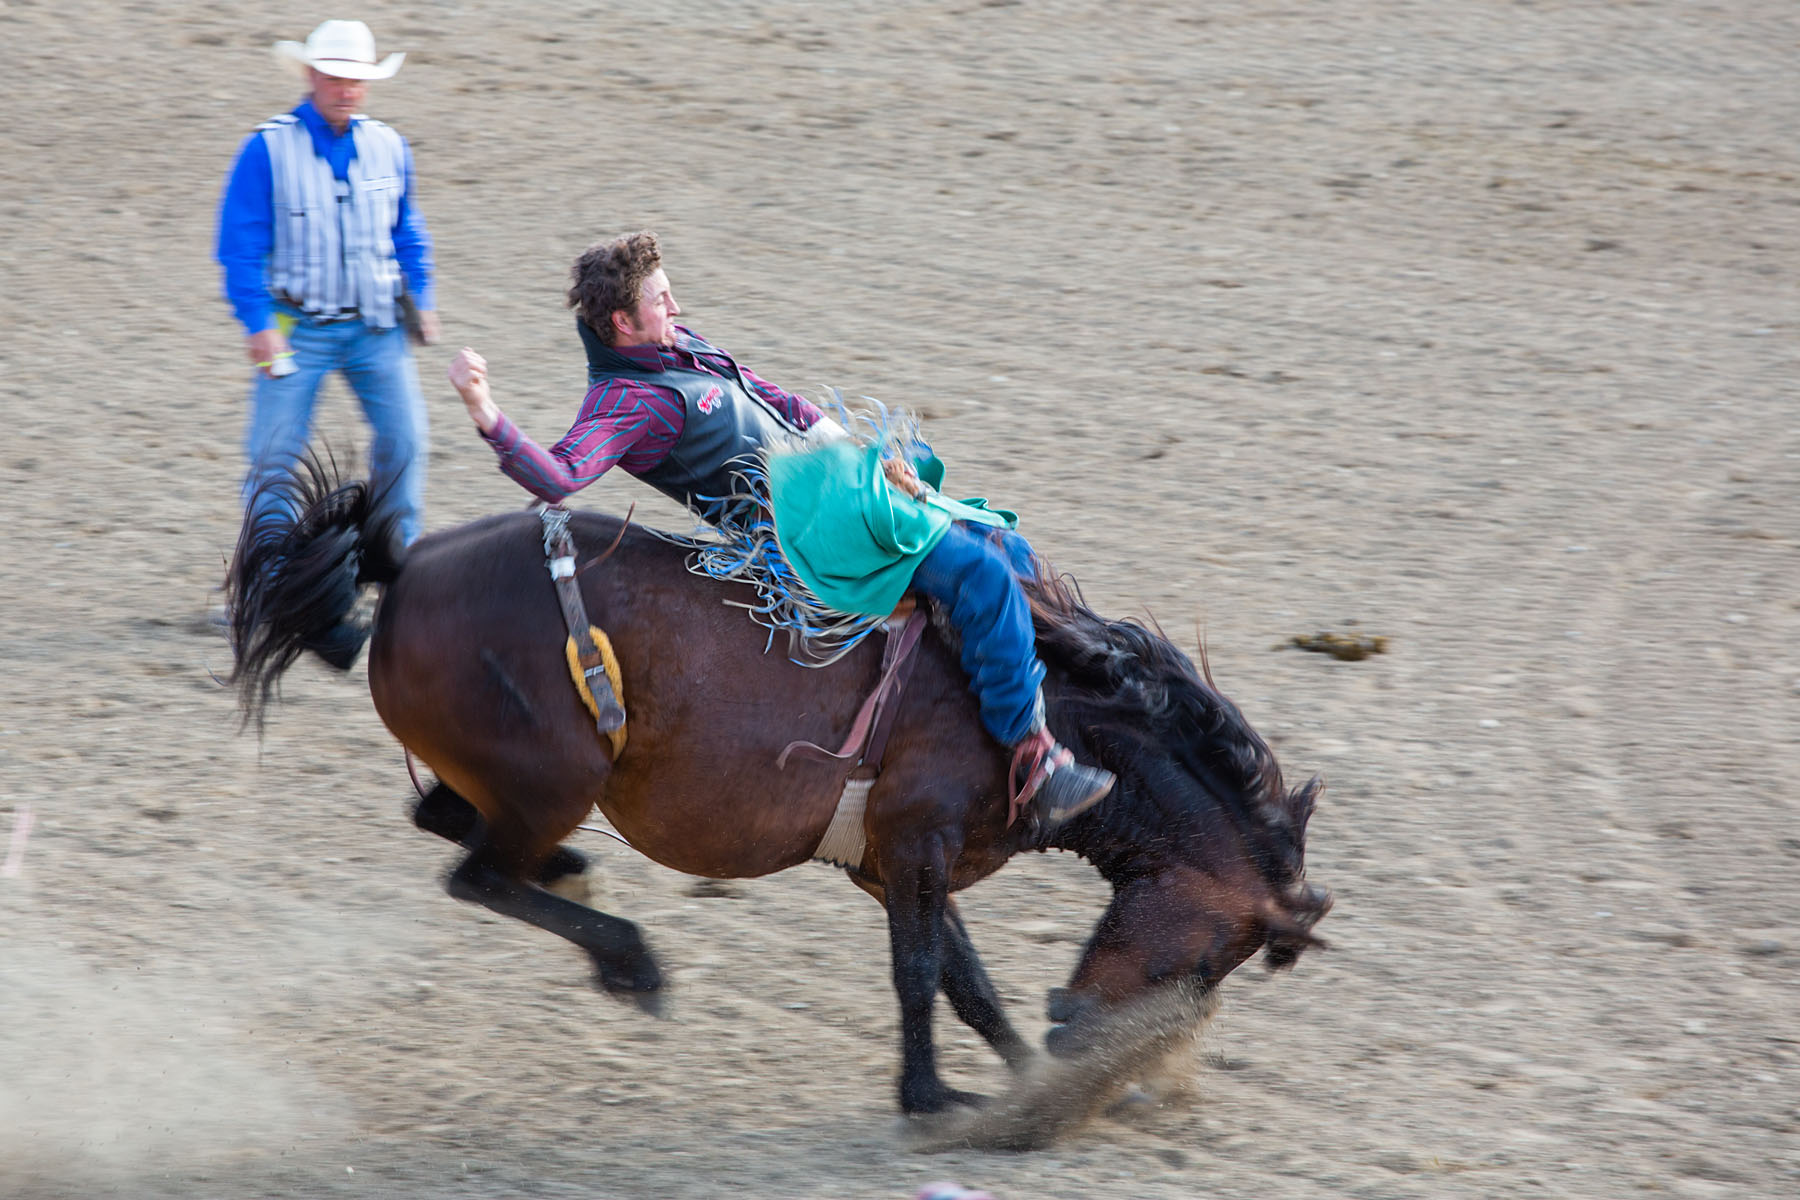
[
  {"left": 619, "top": 985, "right": 664, "bottom": 1017},
  {"left": 1044, "top": 1020, "right": 1094, "bottom": 1059},
  {"left": 592, "top": 952, "right": 665, "bottom": 1014},
  {"left": 902, "top": 1086, "right": 987, "bottom": 1115},
  {"left": 593, "top": 972, "right": 665, "bottom": 1015}
]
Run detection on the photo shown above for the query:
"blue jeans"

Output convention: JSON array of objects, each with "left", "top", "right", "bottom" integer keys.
[
  {"left": 243, "top": 308, "right": 428, "bottom": 545},
  {"left": 909, "top": 523, "right": 1045, "bottom": 746}
]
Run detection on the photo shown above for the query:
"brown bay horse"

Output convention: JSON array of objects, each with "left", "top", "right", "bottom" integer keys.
[{"left": 228, "top": 455, "right": 1330, "bottom": 1115}]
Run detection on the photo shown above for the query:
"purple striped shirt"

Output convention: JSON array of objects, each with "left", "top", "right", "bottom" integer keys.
[{"left": 481, "top": 327, "right": 823, "bottom": 505}]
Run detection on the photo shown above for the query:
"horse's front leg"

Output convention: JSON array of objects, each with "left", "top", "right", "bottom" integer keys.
[
  {"left": 884, "top": 830, "right": 983, "bottom": 1113},
  {"left": 852, "top": 877, "right": 1030, "bottom": 1074},
  {"left": 939, "top": 896, "right": 1033, "bottom": 1071}
]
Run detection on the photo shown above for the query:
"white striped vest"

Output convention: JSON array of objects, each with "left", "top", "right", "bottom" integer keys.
[{"left": 258, "top": 113, "right": 406, "bottom": 328}]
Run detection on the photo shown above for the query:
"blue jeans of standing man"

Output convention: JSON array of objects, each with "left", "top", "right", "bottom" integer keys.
[
  {"left": 243, "top": 306, "right": 428, "bottom": 545},
  {"left": 909, "top": 522, "right": 1046, "bottom": 747}
]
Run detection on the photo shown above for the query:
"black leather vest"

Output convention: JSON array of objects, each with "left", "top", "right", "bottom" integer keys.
[{"left": 578, "top": 320, "right": 807, "bottom": 522}]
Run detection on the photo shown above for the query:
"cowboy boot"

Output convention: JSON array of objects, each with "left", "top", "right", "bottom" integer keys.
[{"left": 1014, "top": 725, "right": 1115, "bottom": 830}]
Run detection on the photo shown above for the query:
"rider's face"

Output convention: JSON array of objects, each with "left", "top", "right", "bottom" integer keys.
[{"left": 615, "top": 269, "right": 681, "bottom": 348}]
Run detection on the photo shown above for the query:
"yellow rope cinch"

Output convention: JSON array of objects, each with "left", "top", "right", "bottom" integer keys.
[{"left": 564, "top": 625, "right": 627, "bottom": 759}]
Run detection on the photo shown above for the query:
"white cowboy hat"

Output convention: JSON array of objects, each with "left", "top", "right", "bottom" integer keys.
[{"left": 273, "top": 20, "right": 404, "bottom": 81}]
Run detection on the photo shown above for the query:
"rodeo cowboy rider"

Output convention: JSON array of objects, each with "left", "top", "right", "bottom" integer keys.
[{"left": 445, "top": 232, "right": 1115, "bottom": 835}]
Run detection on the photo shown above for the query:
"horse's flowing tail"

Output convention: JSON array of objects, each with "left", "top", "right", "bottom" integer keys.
[{"left": 226, "top": 450, "right": 405, "bottom": 728}]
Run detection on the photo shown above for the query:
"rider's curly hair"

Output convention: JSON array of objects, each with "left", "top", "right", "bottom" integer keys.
[{"left": 568, "top": 230, "right": 662, "bottom": 346}]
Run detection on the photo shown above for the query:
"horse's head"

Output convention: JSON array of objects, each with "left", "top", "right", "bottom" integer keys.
[
  {"left": 1022, "top": 572, "right": 1332, "bottom": 1050},
  {"left": 1028, "top": 591, "right": 1331, "bottom": 1054},
  {"left": 1046, "top": 762, "right": 1329, "bottom": 1052}
]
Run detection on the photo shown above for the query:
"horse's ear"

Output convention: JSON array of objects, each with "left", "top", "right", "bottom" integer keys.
[
  {"left": 1287, "top": 774, "right": 1324, "bottom": 834},
  {"left": 1192, "top": 621, "right": 1216, "bottom": 689}
]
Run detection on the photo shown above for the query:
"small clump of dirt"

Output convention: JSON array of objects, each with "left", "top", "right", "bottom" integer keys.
[{"left": 1282, "top": 631, "right": 1390, "bottom": 661}]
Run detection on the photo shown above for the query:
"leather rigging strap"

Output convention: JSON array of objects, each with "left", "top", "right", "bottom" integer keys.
[
  {"left": 540, "top": 506, "right": 625, "bottom": 734},
  {"left": 778, "top": 607, "right": 927, "bottom": 773}
]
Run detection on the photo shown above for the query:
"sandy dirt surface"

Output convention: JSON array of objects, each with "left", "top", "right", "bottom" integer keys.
[{"left": 3, "top": 1, "right": 1797, "bottom": 1196}]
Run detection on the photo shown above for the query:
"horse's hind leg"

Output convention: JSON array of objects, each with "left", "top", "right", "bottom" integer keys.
[
  {"left": 940, "top": 898, "right": 1032, "bottom": 1070},
  {"left": 413, "top": 783, "right": 479, "bottom": 843},
  {"left": 413, "top": 782, "right": 590, "bottom": 889},
  {"left": 446, "top": 834, "right": 661, "bottom": 1011}
]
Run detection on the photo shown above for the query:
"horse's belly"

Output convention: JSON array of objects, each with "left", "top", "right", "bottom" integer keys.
[{"left": 597, "top": 753, "right": 845, "bottom": 879}]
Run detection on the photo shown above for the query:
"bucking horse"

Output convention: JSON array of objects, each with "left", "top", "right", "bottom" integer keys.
[{"left": 227, "top": 453, "right": 1329, "bottom": 1122}]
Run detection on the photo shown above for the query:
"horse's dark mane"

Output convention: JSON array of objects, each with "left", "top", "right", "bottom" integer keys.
[{"left": 1025, "top": 569, "right": 1312, "bottom": 896}]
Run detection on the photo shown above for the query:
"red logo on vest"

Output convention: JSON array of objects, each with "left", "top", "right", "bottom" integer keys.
[{"left": 698, "top": 385, "right": 723, "bottom": 414}]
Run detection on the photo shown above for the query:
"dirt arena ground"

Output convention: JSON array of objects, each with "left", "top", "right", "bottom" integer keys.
[{"left": 4, "top": 1, "right": 1797, "bottom": 1196}]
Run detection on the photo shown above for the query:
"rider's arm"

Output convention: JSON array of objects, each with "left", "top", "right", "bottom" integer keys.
[
  {"left": 450, "top": 348, "right": 658, "bottom": 504},
  {"left": 481, "top": 405, "right": 655, "bottom": 505}
]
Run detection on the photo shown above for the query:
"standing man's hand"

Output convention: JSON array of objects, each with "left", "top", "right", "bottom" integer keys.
[
  {"left": 246, "top": 327, "right": 292, "bottom": 378},
  {"left": 416, "top": 310, "right": 441, "bottom": 346},
  {"left": 448, "top": 347, "right": 500, "bottom": 432}
]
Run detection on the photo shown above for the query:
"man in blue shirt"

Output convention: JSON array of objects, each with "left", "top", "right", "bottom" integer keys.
[{"left": 216, "top": 20, "right": 437, "bottom": 546}]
